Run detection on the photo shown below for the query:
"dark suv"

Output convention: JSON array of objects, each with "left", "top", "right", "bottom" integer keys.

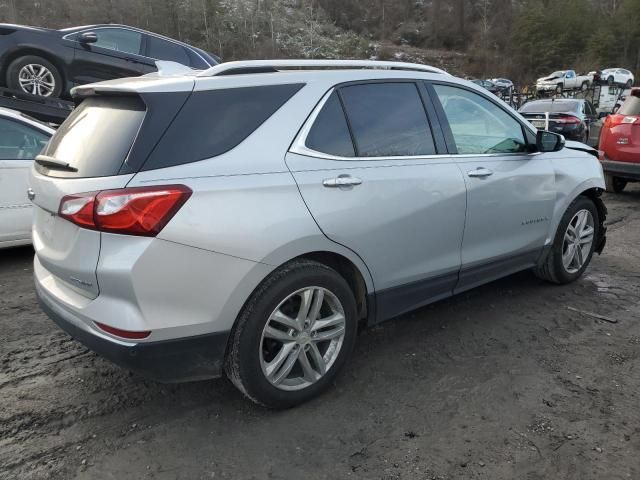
[{"left": 0, "top": 24, "right": 219, "bottom": 98}]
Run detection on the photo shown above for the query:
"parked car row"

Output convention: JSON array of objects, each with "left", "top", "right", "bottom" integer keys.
[{"left": 518, "top": 98, "right": 600, "bottom": 145}]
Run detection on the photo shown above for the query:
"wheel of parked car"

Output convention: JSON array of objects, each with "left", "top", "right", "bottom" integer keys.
[
  {"left": 625, "top": 79, "right": 633, "bottom": 89},
  {"left": 556, "top": 84, "right": 563, "bottom": 94},
  {"left": 604, "top": 173, "right": 627, "bottom": 193},
  {"left": 607, "top": 76, "right": 614, "bottom": 86},
  {"left": 534, "top": 196, "right": 599, "bottom": 285},
  {"left": 581, "top": 81, "right": 589, "bottom": 91},
  {"left": 6, "top": 55, "right": 63, "bottom": 98},
  {"left": 225, "top": 259, "right": 358, "bottom": 408}
]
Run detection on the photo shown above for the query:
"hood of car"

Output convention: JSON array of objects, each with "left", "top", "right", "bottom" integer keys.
[
  {"left": 538, "top": 74, "right": 562, "bottom": 82},
  {"left": 0, "top": 23, "right": 54, "bottom": 34},
  {"left": 564, "top": 140, "right": 598, "bottom": 158}
]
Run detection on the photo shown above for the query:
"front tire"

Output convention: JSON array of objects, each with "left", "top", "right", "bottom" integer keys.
[
  {"left": 534, "top": 196, "right": 599, "bottom": 285},
  {"left": 607, "top": 76, "right": 614, "bottom": 86},
  {"left": 605, "top": 173, "right": 627, "bottom": 193},
  {"left": 556, "top": 84, "right": 563, "bottom": 94},
  {"left": 6, "top": 55, "right": 63, "bottom": 98},
  {"left": 625, "top": 79, "right": 633, "bottom": 89},
  {"left": 225, "top": 259, "right": 358, "bottom": 408}
]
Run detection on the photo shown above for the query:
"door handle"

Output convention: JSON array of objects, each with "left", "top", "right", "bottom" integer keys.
[
  {"left": 322, "top": 175, "right": 363, "bottom": 188},
  {"left": 467, "top": 168, "right": 494, "bottom": 178}
]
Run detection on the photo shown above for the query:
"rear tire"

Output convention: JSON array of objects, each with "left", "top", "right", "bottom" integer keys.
[
  {"left": 607, "top": 76, "right": 614, "bottom": 86},
  {"left": 6, "top": 55, "right": 63, "bottom": 98},
  {"left": 534, "top": 196, "right": 599, "bottom": 285},
  {"left": 581, "top": 81, "right": 589, "bottom": 91},
  {"left": 605, "top": 173, "right": 627, "bottom": 193},
  {"left": 225, "top": 259, "right": 358, "bottom": 408},
  {"left": 625, "top": 79, "right": 633, "bottom": 89}
]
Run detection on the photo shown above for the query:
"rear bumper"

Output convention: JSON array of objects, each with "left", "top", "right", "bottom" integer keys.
[
  {"left": 601, "top": 159, "right": 640, "bottom": 180},
  {"left": 36, "top": 282, "right": 230, "bottom": 383}
]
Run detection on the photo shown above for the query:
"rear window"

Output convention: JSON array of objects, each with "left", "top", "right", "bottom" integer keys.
[
  {"left": 142, "top": 84, "right": 304, "bottom": 170},
  {"left": 42, "top": 96, "right": 145, "bottom": 178},
  {"left": 520, "top": 101, "right": 579, "bottom": 113},
  {"left": 618, "top": 93, "right": 640, "bottom": 116}
]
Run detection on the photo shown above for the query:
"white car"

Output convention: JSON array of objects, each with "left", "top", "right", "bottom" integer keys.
[
  {"left": 601, "top": 68, "right": 634, "bottom": 88},
  {"left": 0, "top": 108, "right": 53, "bottom": 248}
]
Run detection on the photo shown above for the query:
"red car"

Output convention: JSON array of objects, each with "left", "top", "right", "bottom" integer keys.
[{"left": 599, "top": 88, "right": 640, "bottom": 192}]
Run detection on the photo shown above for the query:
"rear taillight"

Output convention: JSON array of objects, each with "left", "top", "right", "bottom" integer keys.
[
  {"left": 554, "top": 115, "right": 581, "bottom": 124},
  {"left": 58, "top": 185, "right": 191, "bottom": 236},
  {"left": 604, "top": 114, "right": 638, "bottom": 127}
]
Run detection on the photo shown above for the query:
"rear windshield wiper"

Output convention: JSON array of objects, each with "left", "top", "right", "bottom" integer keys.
[{"left": 35, "top": 155, "right": 78, "bottom": 172}]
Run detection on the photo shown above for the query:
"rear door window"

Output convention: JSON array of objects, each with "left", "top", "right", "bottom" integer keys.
[
  {"left": 41, "top": 96, "right": 146, "bottom": 177},
  {"left": 146, "top": 36, "right": 190, "bottom": 66},
  {"left": 305, "top": 91, "right": 355, "bottom": 157},
  {"left": 338, "top": 82, "right": 436, "bottom": 157}
]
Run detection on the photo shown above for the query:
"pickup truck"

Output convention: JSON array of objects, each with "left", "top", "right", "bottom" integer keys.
[{"left": 536, "top": 70, "right": 592, "bottom": 93}]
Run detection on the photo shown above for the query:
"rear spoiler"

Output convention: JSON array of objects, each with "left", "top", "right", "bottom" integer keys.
[{"left": 71, "top": 75, "right": 195, "bottom": 99}]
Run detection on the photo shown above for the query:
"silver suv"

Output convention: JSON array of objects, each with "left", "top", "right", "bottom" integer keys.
[{"left": 31, "top": 60, "right": 607, "bottom": 408}]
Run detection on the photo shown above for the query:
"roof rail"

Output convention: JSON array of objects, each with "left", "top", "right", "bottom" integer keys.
[{"left": 197, "top": 60, "right": 450, "bottom": 77}]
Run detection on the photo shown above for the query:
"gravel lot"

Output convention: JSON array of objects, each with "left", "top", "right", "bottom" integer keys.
[{"left": 1, "top": 186, "right": 639, "bottom": 480}]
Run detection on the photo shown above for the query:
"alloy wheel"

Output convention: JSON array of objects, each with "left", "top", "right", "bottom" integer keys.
[
  {"left": 562, "top": 209, "right": 595, "bottom": 274},
  {"left": 18, "top": 64, "right": 55, "bottom": 97},
  {"left": 260, "top": 286, "right": 346, "bottom": 391}
]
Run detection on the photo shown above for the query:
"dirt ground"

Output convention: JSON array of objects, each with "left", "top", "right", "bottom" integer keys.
[{"left": 1, "top": 187, "right": 639, "bottom": 480}]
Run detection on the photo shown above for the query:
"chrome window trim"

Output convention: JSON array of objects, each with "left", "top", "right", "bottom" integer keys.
[
  {"left": 62, "top": 26, "right": 214, "bottom": 68},
  {"left": 290, "top": 87, "right": 535, "bottom": 162}
]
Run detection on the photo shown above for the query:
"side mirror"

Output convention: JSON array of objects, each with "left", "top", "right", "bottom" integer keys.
[
  {"left": 536, "top": 130, "right": 565, "bottom": 152},
  {"left": 598, "top": 111, "right": 609, "bottom": 120},
  {"left": 78, "top": 32, "right": 98, "bottom": 44}
]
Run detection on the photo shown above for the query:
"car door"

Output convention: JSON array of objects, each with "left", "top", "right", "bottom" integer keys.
[
  {"left": 68, "top": 27, "right": 155, "bottom": 86},
  {"left": 0, "top": 117, "right": 50, "bottom": 245},
  {"left": 428, "top": 82, "right": 556, "bottom": 293},
  {"left": 286, "top": 81, "right": 467, "bottom": 322}
]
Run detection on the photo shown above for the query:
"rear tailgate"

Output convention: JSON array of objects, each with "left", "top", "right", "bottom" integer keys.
[
  {"left": 30, "top": 81, "right": 193, "bottom": 299},
  {"left": 31, "top": 172, "right": 133, "bottom": 298}
]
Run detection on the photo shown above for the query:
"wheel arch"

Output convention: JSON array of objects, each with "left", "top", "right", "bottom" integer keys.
[
  {"left": 546, "top": 184, "right": 607, "bottom": 257},
  {"left": 295, "top": 251, "right": 373, "bottom": 325},
  {"left": 1, "top": 47, "right": 66, "bottom": 88},
  {"left": 580, "top": 187, "right": 607, "bottom": 254}
]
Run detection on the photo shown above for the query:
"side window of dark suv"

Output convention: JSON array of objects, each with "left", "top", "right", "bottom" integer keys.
[{"left": 146, "top": 36, "right": 191, "bottom": 66}]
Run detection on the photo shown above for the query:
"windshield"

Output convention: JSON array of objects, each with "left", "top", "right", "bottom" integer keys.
[{"left": 520, "top": 101, "right": 579, "bottom": 113}]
